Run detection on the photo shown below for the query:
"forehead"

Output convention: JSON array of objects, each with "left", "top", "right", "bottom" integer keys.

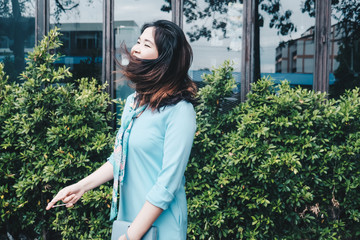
[{"left": 141, "top": 27, "right": 156, "bottom": 39}]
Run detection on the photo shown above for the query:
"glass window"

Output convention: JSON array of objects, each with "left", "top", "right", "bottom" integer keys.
[
  {"left": 50, "top": 0, "right": 103, "bottom": 83},
  {"left": 263, "top": 1, "right": 337, "bottom": 88},
  {"left": 182, "top": 1, "right": 242, "bottom": 89},
  {"left": 261, "top": 0, "right": 315, "bottom": 76},
  {"left": 0, "top": 0, "right": 35, "bottom": 83}
]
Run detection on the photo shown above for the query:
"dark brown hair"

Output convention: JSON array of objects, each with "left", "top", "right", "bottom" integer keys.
[{"left": 118, "top": 20, "right": 197, "bottom": 111}]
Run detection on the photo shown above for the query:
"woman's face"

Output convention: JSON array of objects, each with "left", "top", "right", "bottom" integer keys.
[{"left": 131, "top": 27, "right": 159, "bottom": 60}]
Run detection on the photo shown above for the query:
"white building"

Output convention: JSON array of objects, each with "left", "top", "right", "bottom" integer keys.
[{"left": 275, "top": 25, "right": 341, "bottom": 74}]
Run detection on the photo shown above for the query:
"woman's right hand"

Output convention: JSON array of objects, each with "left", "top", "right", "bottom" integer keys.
[
  {"left": 45, "top": 161, "right": 114, "bottom": 210},
  {"left": 46, "top": 183, "right": 85, "bottom": 210}
]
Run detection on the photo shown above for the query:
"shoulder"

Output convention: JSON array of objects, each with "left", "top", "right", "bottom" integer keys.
[
  {"left": 121, "top": 93, "right": 136, "bottom": 111},
  {"left": 166, "top": 100, "right": 195, "bottom": 116},
  {"left": 125, "top": 93, "right": 136, "bottom": 105},
  {"left": 162, "top": 101, "right": 197, "bottom": 138},
  {"left": 164, "top": 100, "right": 196, "bottom": 127}
]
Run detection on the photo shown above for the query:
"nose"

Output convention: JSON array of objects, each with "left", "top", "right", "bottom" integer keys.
[{"left": 131, "top": 45, "right": 140, "bottom": 55}]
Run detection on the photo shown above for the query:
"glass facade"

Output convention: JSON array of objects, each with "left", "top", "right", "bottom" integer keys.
[
  {"left": 183, "top": 2, "right": 242, "bottom": 80},
  {"left": 0, "top": 0, "right": 35, "bottom": 83},
  {"left": 50, "top": 0, "right": 103, "bottom": 84},
  {"left": 0, "top": 0, "right": 340, "bottom": 106},
  {"left": 182, "top": 1, "right": 242, "bottom": 101},
  {"left": 270, "top": 2, "right": 316, "bottom": 75}
]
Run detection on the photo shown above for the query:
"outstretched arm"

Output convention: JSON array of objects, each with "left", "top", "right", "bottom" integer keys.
[{"left": 46, "top": 161, "right": 114, "bottom": 210}]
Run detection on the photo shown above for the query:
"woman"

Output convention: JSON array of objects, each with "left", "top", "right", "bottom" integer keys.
[{"left": 46, "top": 19, "right": 197, "bottom": 240}]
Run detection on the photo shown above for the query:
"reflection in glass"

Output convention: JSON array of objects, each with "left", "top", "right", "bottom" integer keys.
[
  {"left": 182, "top": 1, "right": 242, "bottom": 94},
  {"left": 0, "top": 0, "right": 35, "bottom": 83},
  {"left": 271, "top": 1, "right": 339, "bottom": 90},
  {"left": 270, "top": 1, "right": 315, "bottom": 76},
  {"left": 50, "top": 0, "right": 103, "bottom": 84}
]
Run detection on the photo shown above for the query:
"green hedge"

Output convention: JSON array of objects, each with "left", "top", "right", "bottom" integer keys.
[
  {"left": 1, "top": 29, "right": 360, "bottom": 239},
  {"left": 186, "top": 61, "right": 360, "bottom": 239},
  {"left": 0, "top": 29, "right": 114, "bottom": 239}
]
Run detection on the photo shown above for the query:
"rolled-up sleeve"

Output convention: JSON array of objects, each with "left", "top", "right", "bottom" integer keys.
[
  {"left": 107, "top": 152, "right": 115, "bottom": 166},
  {"left": 146, "top": 102, "right": 196, "bottom": 210}
]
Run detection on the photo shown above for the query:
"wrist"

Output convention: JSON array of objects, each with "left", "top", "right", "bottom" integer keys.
[
  {"left": 127, "top": 227, "right": 140, "bottom": 240},
  {"left": 75, "top": 179, "right": 88, "bottom": 192},
  {"left": 125, "top": 229, "right": 130, "bottom": 240}
]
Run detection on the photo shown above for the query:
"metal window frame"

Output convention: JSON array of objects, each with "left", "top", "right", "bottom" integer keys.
[
  {"left": 34, "top": 0, "right": 185, "bottom": 114},
  {"left": 100, "top": 0, "right": 183, "bottom": 103},
  {"left": 313, "top": 0, "right": 331, "bottom": 93},
  {"left": 171, "top": 0, "right": 183, "bottom": 29},
  {"left": 241, "top": 0, "right": 256, "bottom": 102},
  {"left": 102, "top": 0, "right": 115, "bottom": 99},
  {"left": 35, "top": 0, "right": 49, "bottom": 45},
  {"left": 34, "top": 0, "right": 332, "bottom": 103}
]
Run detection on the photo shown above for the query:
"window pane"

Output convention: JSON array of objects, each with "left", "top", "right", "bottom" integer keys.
[
  {"left": 267, "top": 1, "right": 315, "bottom": 74},
  {"left": 114, "top": 0, "right": 171, "bottom": 101},
  {"left": 0, "top": 0, "right": 35, "bottom": 83},
  {"left": 263, "top": 1, "right": 342, "bottom": 90},
  {"left": 50, "top": 0, "right": 103, "bottom": 84},
  {"left": 180, "top": 0, "right": 242, "bottom": 109},
  {"left": 182, "top": 1, "right": 242, "bottom": 94}
]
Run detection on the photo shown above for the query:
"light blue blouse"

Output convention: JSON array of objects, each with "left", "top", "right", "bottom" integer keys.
[{"left": 108, "top": 93, "right": 196, "bottom": 240}]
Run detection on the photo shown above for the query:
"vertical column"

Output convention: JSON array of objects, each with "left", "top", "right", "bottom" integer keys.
[
  {"left": 313, "top": 0, "right": 331, "bottom": 93},
  {"left": 241, "top": 0, "right": 256, "bottom": 102},
  {"left": 102, "top": 0, "right": 115, "bottom": 100},
  {"left": 102, "top": 0, "right": 115, "bottom": 127},
  {"left": 35, "top": 0, "right": 49, "bottom": 45},
  {"left": 171, "top": 0, "right": 183, "bottom": 28}
]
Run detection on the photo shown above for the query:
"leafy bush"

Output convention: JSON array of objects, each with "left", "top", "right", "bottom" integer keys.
[
  {"left": 0, "top": 28, "right": 114, "bottom": 239},
  {"left": 187, "top": 62, "right": 360, "bottom": 239},
  {"left": 2, "top": 29, "right": 360, "bottom": 240}
]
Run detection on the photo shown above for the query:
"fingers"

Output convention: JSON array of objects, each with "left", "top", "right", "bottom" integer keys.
[
  {"left": 64, "top": 194, "right": 81, "bottom": 207},
  {"left": 46, "top": 193, "right": 82, "bottom": 210},
  {"left": 46, "top": 187, "right": 72, "bottom": 210},
  {"left": 46, "top": 196, "right": 63, "bottom": 210},
  {"left": 46, "top": 184, "right": 84, "bottom": 210},
  {"left": 63, "top": 193, "right": 76, "bottom": 203},
  {"left": 65, "top": 202, "right": 74, "bottom": 208}
]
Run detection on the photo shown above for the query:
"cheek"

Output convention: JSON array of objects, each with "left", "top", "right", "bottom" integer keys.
[
  {"left": 139, "top": 50, "right": 153, "bottom": 59},
  {"left": 147, "top": 49, "right": 158, "bottom": 59}
]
